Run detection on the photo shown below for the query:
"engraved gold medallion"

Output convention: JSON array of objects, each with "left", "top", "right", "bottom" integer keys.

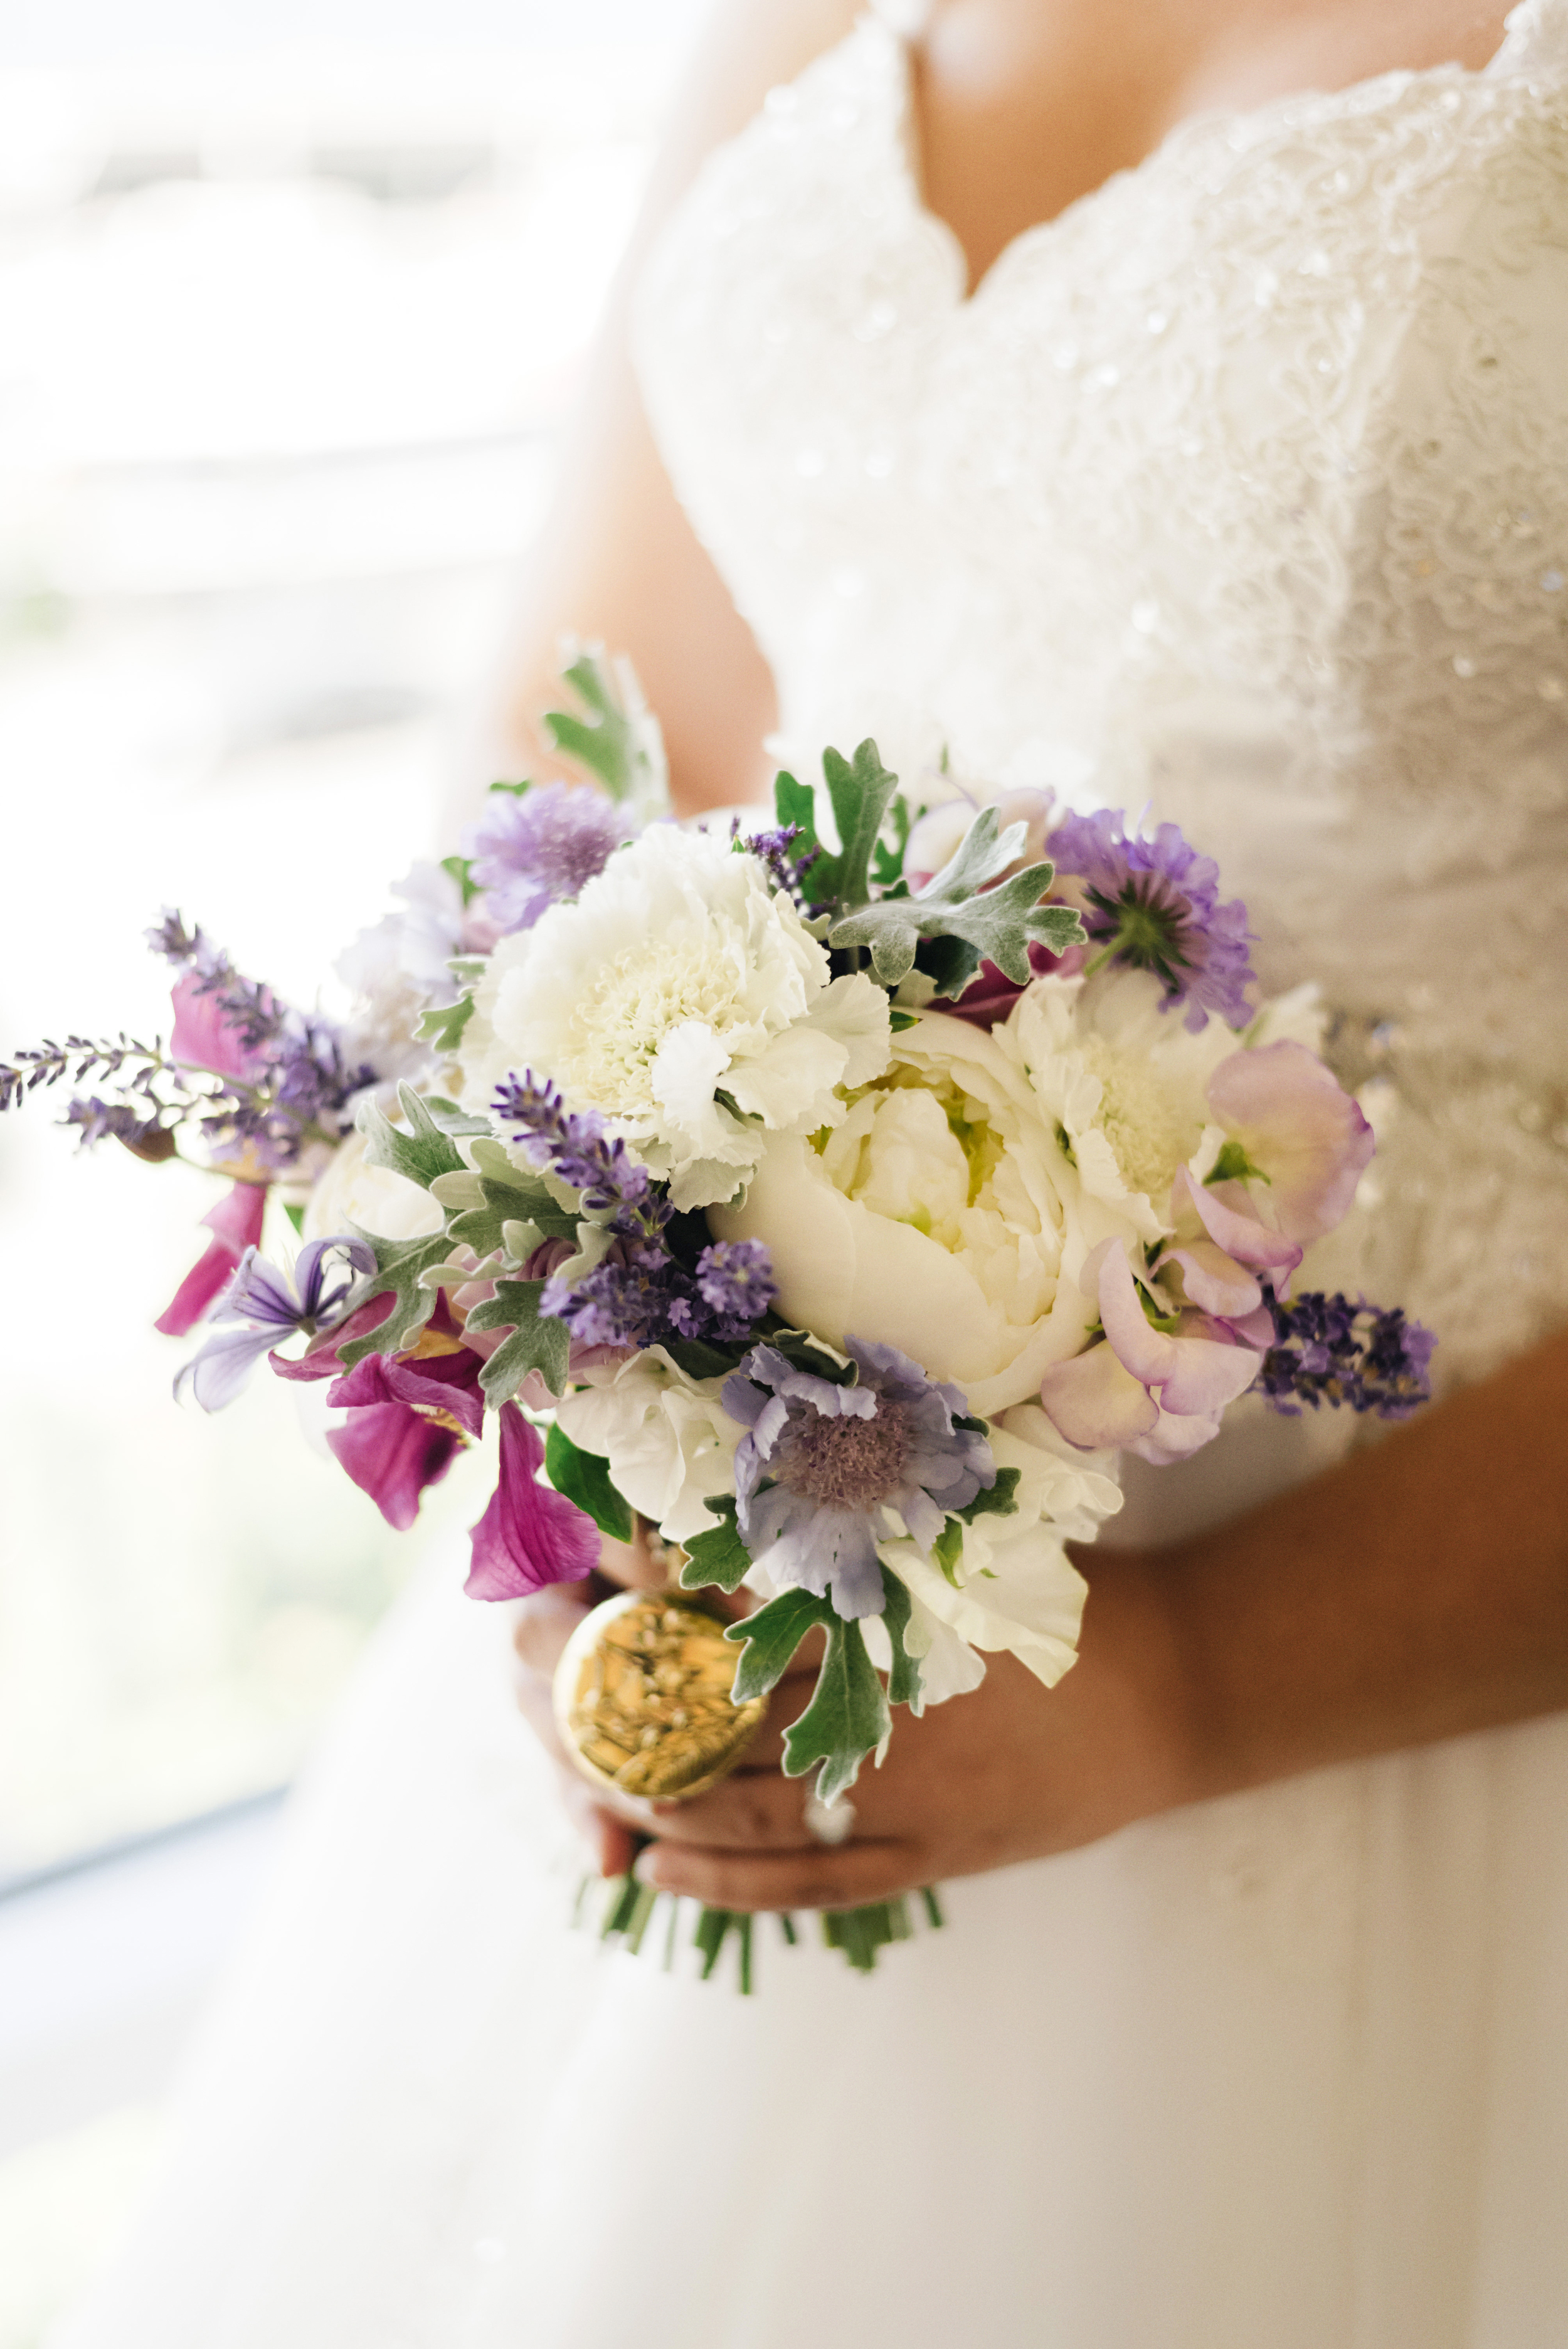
[{"left": 553, "top": 1588, "right": 767, "bottom": 1802}]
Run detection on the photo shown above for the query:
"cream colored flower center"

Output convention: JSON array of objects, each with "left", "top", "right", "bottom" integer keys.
[
  {"left": 1078, "top": 1037, "right": 1204, "bottom": 1202},
  {"left": 561, "top": 931, "right": 748, "bottom": 1112}
]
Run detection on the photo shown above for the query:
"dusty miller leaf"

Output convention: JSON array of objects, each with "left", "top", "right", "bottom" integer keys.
[
  {"left": 678, "top": 1497, "right": 754, "bottom": 1594},
  {"left": 878, "top": 1562, "right": 923, "bottom": 1710},
  {"left": 356, "top": 1082, "right": 467, "bottom": 1191},
  {"left": 464, "top": 1278, "right": 569, "bottom": 1403},
  {"left": 337, "top": 1229, "right": 450, "bottom": 1365},
  {"left": 724, "top": 1586, "right": 835, "bottom": 1703},
  {"left": 829, "top": 807, "right": 1085, "bottom": 989},
  {"left": 779, "top": 1616, "right": 891, "bottom": 1805}
]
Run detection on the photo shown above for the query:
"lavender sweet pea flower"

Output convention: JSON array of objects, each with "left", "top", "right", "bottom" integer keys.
[
  {"left": 721, "top": 1339, "right": 996, "bottom": 1619},
  {"left": 1046, "top": 809, "right": 1257, "bottom": 1032},
  {"left": 174, "top": 1234, "right": 374, "bottom": 1411},
  {"left": 465, "top": 1402, "right": 601, "bottom": 1599},
  {"left": 463, "top": 783, "right": 625, "bottom": 935},
  {"left": 1038, "top": 1238, "right": 1263, "bottom": 1465}
]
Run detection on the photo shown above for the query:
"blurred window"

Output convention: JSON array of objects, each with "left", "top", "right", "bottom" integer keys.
[{"left": 0, "top": 0, "right": 704, "bottom": 1888}]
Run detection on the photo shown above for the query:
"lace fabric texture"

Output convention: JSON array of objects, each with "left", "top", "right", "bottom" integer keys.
[{"left": 635, "top": 0, "right": 1568, "bottom": 1386}]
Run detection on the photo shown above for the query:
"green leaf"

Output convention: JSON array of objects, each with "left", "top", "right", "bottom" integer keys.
[
  {"left": 869, "top": 790, "right": 912, "bottom": 890},
  {"left": 283, "top": 1200, "right": 305, "bottom": 1236},
  {"left": 916, "top": 935, "right": 984, "bottom": 1003},
  {"left": 662, "top": 1336, "right": 746, "bottom": 1383},
  {"left": 763, "top": 1327, "right": 856, "bottom": 1384},
  {"left": 543, "top": 1423, "right": 632, "bottom": 1542},
  {"left": 356, "top": 1081, "right": 467, "bottom": 1191},
  {"left": 1207, "top": 1140, "right": 1270, "bottom": 1186},
  {"left": 677, "top": 1497, "right": 753, "bottom": 1594},
  {"left": 723, "top": 1586, "right": 834, "bottom": 1702},
  {"left": 878, "top": 1562, "right": 923, "bottom": 1710},
  {"left": 829, "top": 806, "right": 1087, "bottom": 990},
  {"left": 773, "top": 770, "right": 825, "bottom": 884},
  {"left": 780, "top": 1616, "right": 891, "bottom": 1805},
  {"left": 447, "top": 1176, "right": 578, "bottom": 1263},
  {"left": 932, "top": 1517, "right": 965, "bottom": 1584},
  {"left": 953, "top": 1466, "right": 1021, "bottom": 1525},
  {"left": 337, "top": 1229, "right": 451, "bottom": 1365},
  {"left": 887, "top": 1007, "right": 920, "bottom": 1034},
  {"left": 415, "top": 993, "right": 476, "bottom": 1051},
  {"left": 817, "top": 740, "right": 900, "bottom": 909},
  {"left": 541, "top": 649, "right": 663, "bottom": 812},
  {"left": 439, "top": 852, "right": 479, "bottom": 907},
  {"left": 464, "top": 1279, "right": 570, "bottom": 1403}
]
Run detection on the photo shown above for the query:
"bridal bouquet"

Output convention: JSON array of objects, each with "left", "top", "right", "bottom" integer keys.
[{"left": 4, "top": 651, "right": 1434, "bottom": 1978}]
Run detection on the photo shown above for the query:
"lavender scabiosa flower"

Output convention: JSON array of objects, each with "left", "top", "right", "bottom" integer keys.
[
  {"left": 1045, "top": 809, "right": 1256, "bottom": 1032},
  {"left": 174, "top": 1234, "right": 375, "bottom": 1411},
  {"left": 721, "top": 1339, "right": 997, "bottom": 1618},
  {"left": 1256, "top": 1289, "right": 1436, "bottom": 1421},
  {"left": 462, "top": 782, "right": 625, "bottom": 935}
]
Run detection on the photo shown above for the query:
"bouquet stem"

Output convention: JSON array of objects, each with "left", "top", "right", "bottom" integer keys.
[{"left": 579, "top": 1867, "right": 944, "bottom": 1990}]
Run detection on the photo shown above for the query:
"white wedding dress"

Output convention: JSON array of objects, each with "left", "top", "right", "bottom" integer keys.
[{"left": 55, "top": 8, "right": 1568, "bottom": 2344}]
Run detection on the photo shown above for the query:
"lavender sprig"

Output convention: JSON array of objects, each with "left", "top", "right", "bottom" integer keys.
[
  {"left": 492, "top": 1070, "right": 776, "bottom": 1350},
  {"left": 731, "top": 818, "right": 812, "bottom": 906},
  {"left": 1256, "top": 1289, "right": 1436, "bottom": 1420},
  {"left": 2, "top": 1032, "right": 167, "bottom": 1114}
]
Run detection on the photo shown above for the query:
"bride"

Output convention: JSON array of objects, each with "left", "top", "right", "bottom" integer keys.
[{"left": 55, "top": 1, "right": 1568, "bottom": 2342}]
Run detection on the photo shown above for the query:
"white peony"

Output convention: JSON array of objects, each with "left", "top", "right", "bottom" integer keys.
[
  {"left": 711, "top": 1007, "right": 1147, "bottom": 1415},
  {"left": 998, "top": 969, "right": 1241, "bottom": 1244},
  {"left": 553, "top": 1347, "right": 741, "bottom": 1544},
  {"left": 302, "top": 1130, "right": 444, "bottom": 1243},
  {"left": 458, "top": 827, "right": 891, "bottom": 1212}
]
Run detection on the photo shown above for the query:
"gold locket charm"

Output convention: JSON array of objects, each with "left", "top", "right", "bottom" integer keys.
[{"left": 553, "top": 1584, "right": 767, "bottom": 1803}]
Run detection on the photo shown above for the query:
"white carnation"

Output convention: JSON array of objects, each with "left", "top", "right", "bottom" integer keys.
[{"left": 458, "top": 827, "right": 890, "bottom": 1211}]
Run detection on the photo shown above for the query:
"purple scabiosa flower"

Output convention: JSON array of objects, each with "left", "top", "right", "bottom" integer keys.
[
  {"left": 174, "top": 1234, "right": 374, "bottom": 1410},
  {"left": 462, "top": 782, "right": 625, "bottom": 935},
  {"left": 721, "top": 1339, "right": 996, "bottom": 1619},
  {"left": 1257, "top": 1290, "right": 1436, "bottom": 1421},
  {"left": 1045, "top": 809, "right": 1257, "bottom": 1032}
]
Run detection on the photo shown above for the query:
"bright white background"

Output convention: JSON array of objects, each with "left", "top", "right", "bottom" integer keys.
[{"left": 0, "top": 1, "right": 707, "bottom": 2333}]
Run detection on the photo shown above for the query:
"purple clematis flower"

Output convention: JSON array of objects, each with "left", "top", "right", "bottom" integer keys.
[
  {"left": 465, "top": 1402, "right": 601, "bottom": 1599},
  {"left": 174, "top": 1234, "right": 375, "bottom": 1411},
  {"left": 1046, "top": 809, "right": 1256, "bottom": 1032},
  {"left": 721, "top": 1339, "right": 996, "bottom": 1619},
  {"left": 463, "top": 783, "right": 625, "bottom": 935}
]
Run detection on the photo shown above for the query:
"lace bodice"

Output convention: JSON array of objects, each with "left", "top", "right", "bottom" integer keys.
[{"left": 633, "top": 2, "right": 1568, "bottom": 1385}]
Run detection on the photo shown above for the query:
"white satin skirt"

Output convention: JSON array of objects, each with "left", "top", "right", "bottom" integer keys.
[{"left": 50, "top": 1449, "right": 1568, "bottom": 2349}]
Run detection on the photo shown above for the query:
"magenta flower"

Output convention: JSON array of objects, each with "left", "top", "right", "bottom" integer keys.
[
  {"left": 167, "top": 970, "right": 271, "bottom": 1085},
  {"left": 1039, "top": 1239, "right": 1264, "bottom": 1464},
  {"left": 465, "top": 1403, "right": 601, "bottom": 1599},
  {"left": 155, "top": 1178, "right": 267, "bottom": 1337},
  {"left": 324, "top": 1342, "right": 486, "bottom": 1530}
]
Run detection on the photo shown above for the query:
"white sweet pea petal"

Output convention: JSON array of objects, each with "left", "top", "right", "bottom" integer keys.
[
  {"left": 554, "top": 1347, "right": 741, "bottom": 1544},
  {"left": 884, "top": 1535, "right": 1089, "bottom": 1691}
]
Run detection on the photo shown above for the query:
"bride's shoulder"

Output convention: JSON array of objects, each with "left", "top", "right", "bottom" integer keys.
[{"left": 661, "top": 0, "right": 872, "bottom": 171}]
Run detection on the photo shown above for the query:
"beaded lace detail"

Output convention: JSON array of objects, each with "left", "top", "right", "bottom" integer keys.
[{"left": 634, "top": 3, "right": 1568, "bottom": 1384}]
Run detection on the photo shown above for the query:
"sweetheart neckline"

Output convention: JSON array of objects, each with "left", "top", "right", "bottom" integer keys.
[{"left": 872, "top": 0, "right": 1545, "bottom": 311}]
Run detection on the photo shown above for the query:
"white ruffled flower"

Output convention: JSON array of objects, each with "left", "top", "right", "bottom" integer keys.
[
  {"left": 459, "top": 826, "right": 891, "bottom": 1211},
  {"left": 712, "top": 1007, "right": 1143, "bottom": 1414},
  {"left": 335, "top": 862, "right": 465, "bottom": 1083},
  {"left": 553, "top": 1347, "right": 741, "bottom": 1544}
]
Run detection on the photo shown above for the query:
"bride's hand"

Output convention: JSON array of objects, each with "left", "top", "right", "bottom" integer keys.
[{"left": 560, "top": 1547, "right": 1197, "bottom": 1912}]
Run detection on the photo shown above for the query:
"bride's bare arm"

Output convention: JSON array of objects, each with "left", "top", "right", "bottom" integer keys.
[{"left": 464, "top": 0, "right": 861, "bottom": 825}]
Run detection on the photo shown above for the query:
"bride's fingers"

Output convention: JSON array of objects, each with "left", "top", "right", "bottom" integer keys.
[
  {"left": 637, "top": 1836, "right": 918, "bottom": 1914},
  {"left": 641, "top": 1769, "right": 822, "bottom": 1850}
]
